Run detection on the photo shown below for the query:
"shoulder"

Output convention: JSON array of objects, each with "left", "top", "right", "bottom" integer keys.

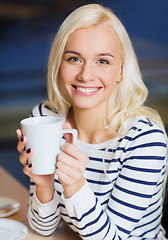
[
  {"left": 116, "top": 116, "right": 167, "bottom": 173},
  {"left": 122, "top": 115, "right": 167, "bottom": 151},
  {"left": 30, "top": 102, "right": 62, "bottom": 117}
]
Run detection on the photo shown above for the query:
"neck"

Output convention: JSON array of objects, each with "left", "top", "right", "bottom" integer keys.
[{"left": 67, "top": 104, "right": 109, "bottom": 144}]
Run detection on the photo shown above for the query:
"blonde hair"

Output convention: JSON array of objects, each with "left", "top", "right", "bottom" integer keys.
[{"left": 47, "top": 3, "right": 166, "bottom": 136}]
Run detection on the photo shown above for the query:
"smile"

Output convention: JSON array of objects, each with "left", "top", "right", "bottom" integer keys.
[
  {"left": 72, "top": 85, "right": 102, "bottom": 96},
  {"left": 77, "top": 87, "right": 99, "bottom": 93}
]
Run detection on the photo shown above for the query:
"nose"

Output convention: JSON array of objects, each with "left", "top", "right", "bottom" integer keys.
[{"left": 77, "top": 62, "right": 94, "bottom": 82}]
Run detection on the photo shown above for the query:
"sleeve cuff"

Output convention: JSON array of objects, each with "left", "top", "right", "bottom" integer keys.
[
  {"left": 61, "top": 182, "right": 96, "bottom": 213},
  {"left": 31, "top": 190, "right": 59, "bottom": 217}
]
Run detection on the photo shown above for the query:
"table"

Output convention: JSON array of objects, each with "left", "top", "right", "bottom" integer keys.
[{"left": 0, "top": 166, "right": 81, "bottom": 239}]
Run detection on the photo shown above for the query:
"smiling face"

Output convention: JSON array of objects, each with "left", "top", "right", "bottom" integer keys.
[{"left": 59, "top": 24, "right": 123, "bottom": 112}]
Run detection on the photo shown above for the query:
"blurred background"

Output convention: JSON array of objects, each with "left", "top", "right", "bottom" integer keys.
[
  {"left": 0, "top": 0, "right": 167, "bottom": 234},
  {"left": 0, "top": 0, "right": 167, "bottom": 145}
]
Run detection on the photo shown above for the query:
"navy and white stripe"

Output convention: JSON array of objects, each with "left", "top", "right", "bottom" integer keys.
[{"left": 28, "top": 102, "right": 167, "bottom": 239}]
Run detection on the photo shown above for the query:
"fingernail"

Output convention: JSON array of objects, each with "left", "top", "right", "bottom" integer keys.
[
  {"left": 26, "top": 148, "right": 31, "bottom": 154},
  {"left": 16, "top": 129, "right": 19, "bottom": 135},
  {"left": 28, "top": 163, "right": 32, "bottom": 168},
  {"left": 21, "top": 137, "right": 24, "bottom": 142}
]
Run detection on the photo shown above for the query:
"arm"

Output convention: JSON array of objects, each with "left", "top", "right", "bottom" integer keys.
[
  {"left": 27, "top": 178, "right": 62, "bottom": 237},
  {"left": 60, "top": 125, "right": 167, "bottom": 239},
  {"left": 17, "top": 103, "right": 63, "bottom": 236}
]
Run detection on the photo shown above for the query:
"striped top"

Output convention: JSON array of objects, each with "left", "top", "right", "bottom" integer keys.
[{"left": 28, "top": 102, "right": 167, "bottom": 239}]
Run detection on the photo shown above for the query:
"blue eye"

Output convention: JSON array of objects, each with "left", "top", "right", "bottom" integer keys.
[
  {"left": 98, "top": 59, "right": 109, "bottom": 64},
  {"left": 68, "top": 57, "right": 79, "bottom": 62}
]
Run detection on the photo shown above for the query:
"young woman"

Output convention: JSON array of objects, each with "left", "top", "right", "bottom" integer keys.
[{"left": 17, "top": 4, "right": 168, "bottom": 240}]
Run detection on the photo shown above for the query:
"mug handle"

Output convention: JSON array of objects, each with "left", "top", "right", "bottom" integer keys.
[{"left": 62, "top": 129, "right": 78, "bottom": 144}]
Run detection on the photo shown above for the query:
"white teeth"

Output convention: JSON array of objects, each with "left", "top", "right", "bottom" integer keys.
[{"left": 77, "top": 87, "right": 98, "bottom": 93}]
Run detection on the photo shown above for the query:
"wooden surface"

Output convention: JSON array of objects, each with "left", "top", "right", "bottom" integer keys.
[{"left": 0, "top": 166, "right": 81, "bottom": 240}]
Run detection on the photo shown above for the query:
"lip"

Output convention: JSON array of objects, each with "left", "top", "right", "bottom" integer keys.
[{"left": 72, "top": 85, "right": 102, "bottom": 96}]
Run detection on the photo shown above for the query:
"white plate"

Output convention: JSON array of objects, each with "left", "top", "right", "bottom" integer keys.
[
  {"left": 0, "top": 196, "right": 20, "bottom": 217},
  {"left": 0, "top": 219, "right": 28, "bottom": 240}
]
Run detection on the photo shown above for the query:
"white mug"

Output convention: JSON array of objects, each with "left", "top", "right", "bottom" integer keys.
[{"left": 20, "top": 117, "right": 78, "bottom": 175}]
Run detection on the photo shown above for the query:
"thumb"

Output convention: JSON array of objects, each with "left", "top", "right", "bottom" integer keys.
[{"left": 63, "top": 122, "right": 73, "bottom": 143}]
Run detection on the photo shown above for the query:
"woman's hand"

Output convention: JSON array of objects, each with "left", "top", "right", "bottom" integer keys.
[
  {"left": 16, "top": 129, "right": 55, "bottom": 203},
  {"left": 56, "top": 123, "right": 89, "bottom": 198}
]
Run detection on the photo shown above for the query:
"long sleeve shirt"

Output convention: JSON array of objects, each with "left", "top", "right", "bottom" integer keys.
[{"left": 27, "top": 102, "right": 167, "bottom": 239}]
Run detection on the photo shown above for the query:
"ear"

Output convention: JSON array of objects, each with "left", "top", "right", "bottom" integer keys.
[{"left": 117, "top": 63, "right": 123, "bottom": 83}]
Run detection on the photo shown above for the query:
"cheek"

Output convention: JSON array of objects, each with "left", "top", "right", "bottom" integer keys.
[
  {"left": 108, "top": 64, "right": 123, "bottom": 84},
  {"left": 59, "top": 67, "right": 74, "bottom": 98},
  {"left": 58, "top": 69, "right": 68, "bottom": 97},
  {"left": 106, "top": 80, "right": 118, "bottom": 95},
  {"left": 59, "top": 65, "right": 67, "bottom": 84},
  {"left": 59, "top": 64, "right": 78, "bottom": 86},
  {"left": 103, "top": 70, "right": 119, "bottom": 87}
]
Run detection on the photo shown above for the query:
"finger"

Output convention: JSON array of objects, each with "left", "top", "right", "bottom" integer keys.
[
  {"left": 16, "top": 129, "right": 22, "bottom": 139},
  {"left": 61, "top": 142, "right": 88, "bottom": 161},
  {"left": 57, "top": 157, "right": 83, "bottom": 180},
  {"left": 57, "top": 160, "right": 72, "bottom": 175},
  {"left": 17, "top": 135, "right": 27, "bottom": 153},
  {"left": 19, "top": 148, "right": 32, "bottom": 166},
  {"left": 63, "top": 122, "right": 73, "bottom": 143},
  {"left": 57, "top": 152, "right": 85, "bottom": 173},
  {"left": 56, "top": 168, "right": 76, "bottom": 186},
  {"left": 23, "top": 163, "right": 33, "bottom": 178},
  {"left": 63, "top": 122, "right": 72, "bottom": 129}
]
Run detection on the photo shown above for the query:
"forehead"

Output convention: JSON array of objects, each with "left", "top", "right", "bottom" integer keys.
[{"left": 65, "top": 24, "right": 122, "bottom": 54}]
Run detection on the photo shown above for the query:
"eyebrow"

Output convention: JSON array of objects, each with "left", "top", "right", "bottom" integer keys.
[
  {"left": 64, "top": 50, "right": 114, "bottom": 58},
  {"left": 64, "top": 50, "right": 81, "bottom": 56},
  {"left": 97, "top": 53, "right": 114, "bottom": 58}
]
